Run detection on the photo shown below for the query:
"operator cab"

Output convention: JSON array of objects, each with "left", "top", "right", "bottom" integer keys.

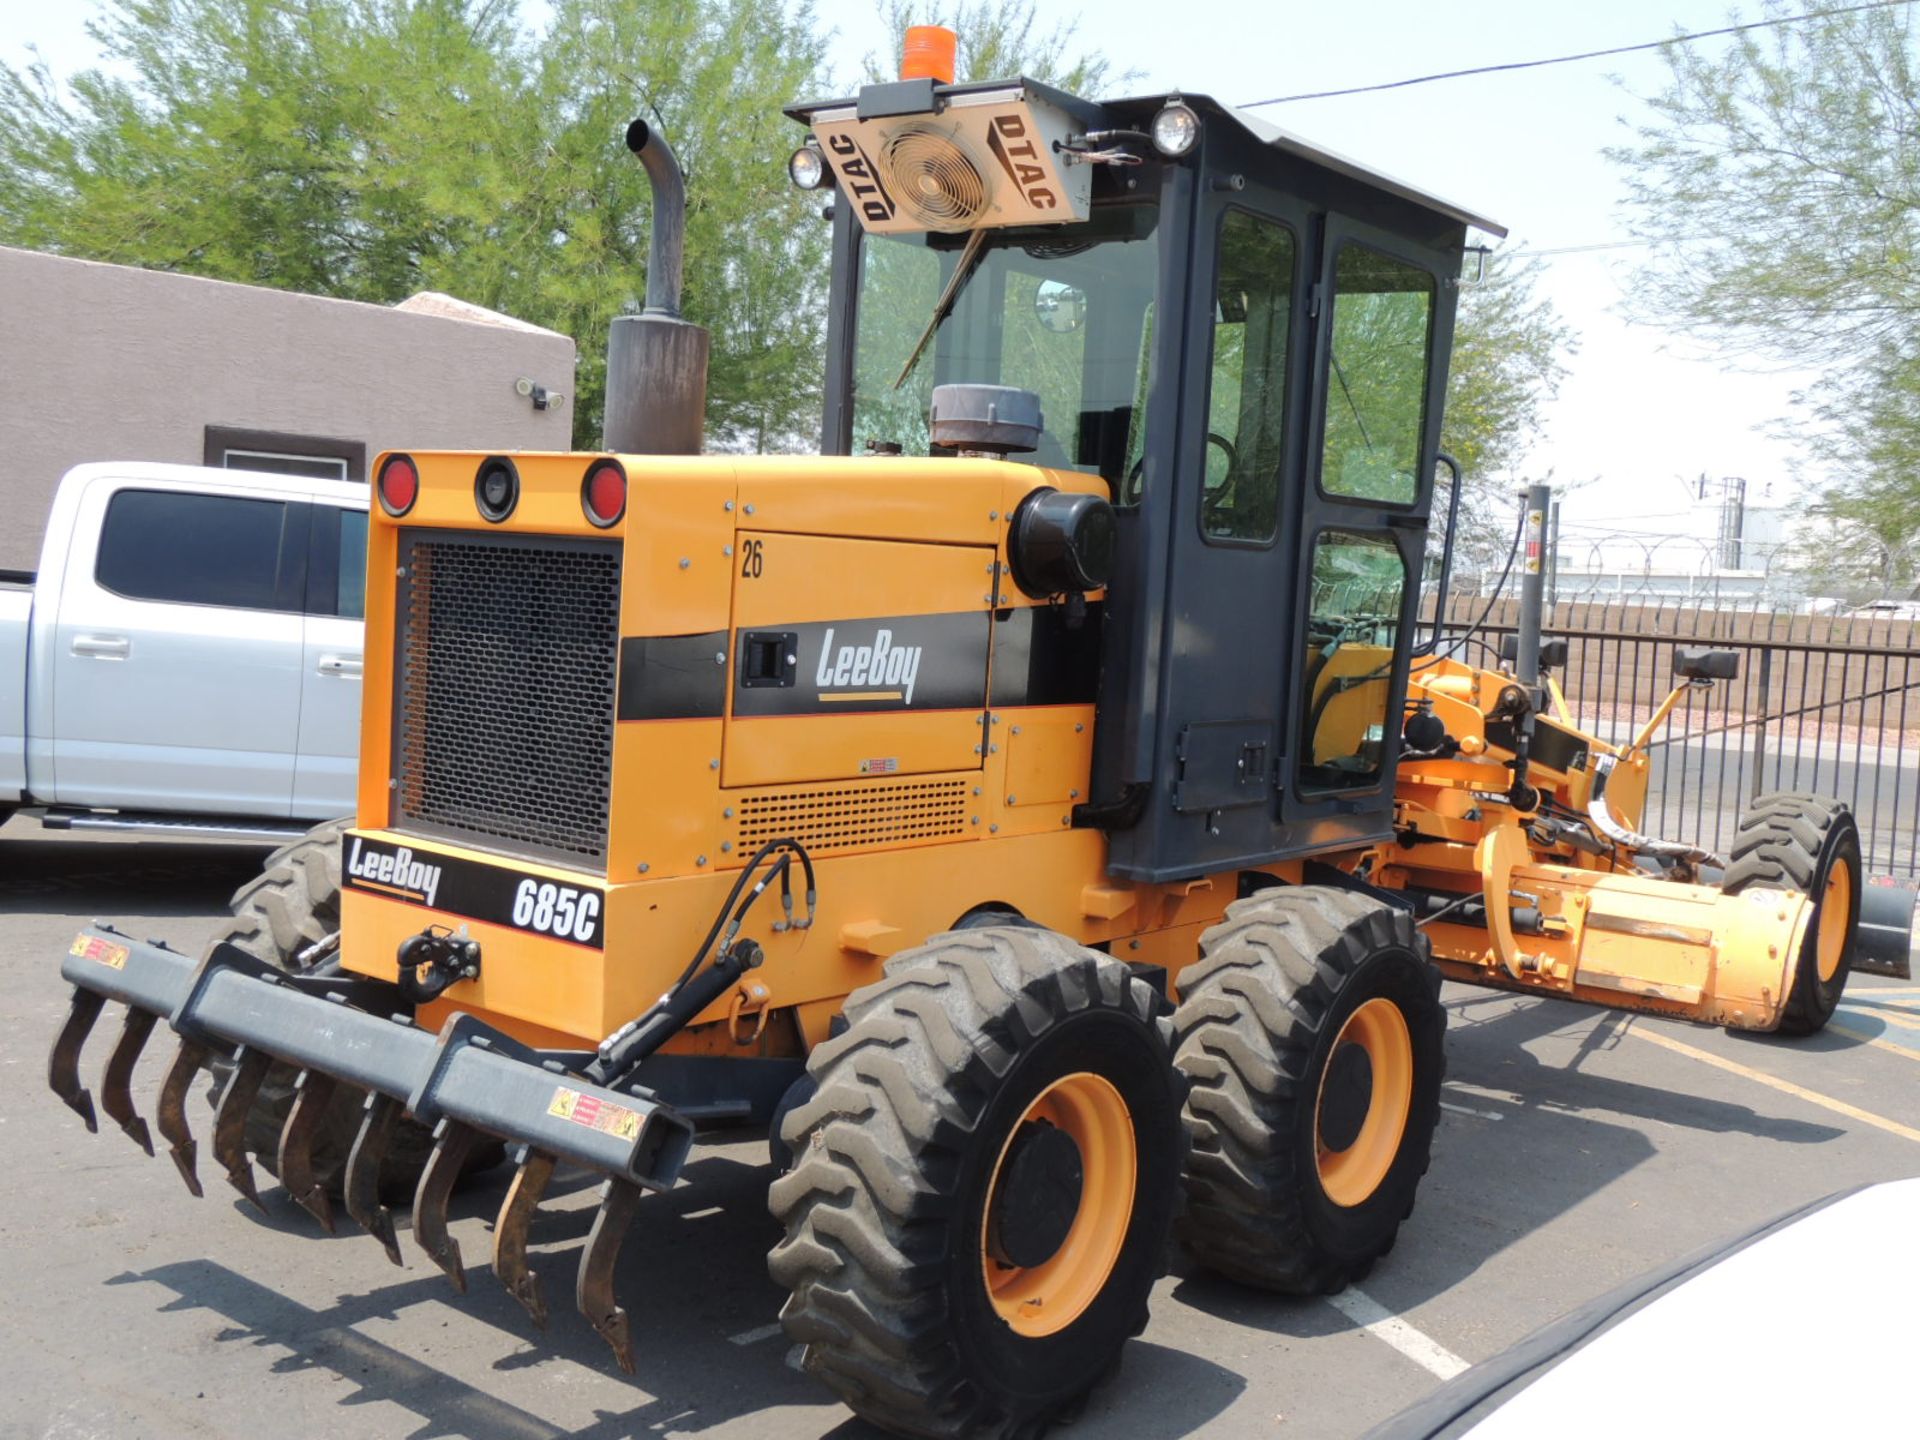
[{"left": 787, "top": 74, "right": 1504, "bottom": 882}]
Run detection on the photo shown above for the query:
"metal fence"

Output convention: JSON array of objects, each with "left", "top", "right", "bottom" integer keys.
[{"left": 1429, "top": 594, "right": 1920, "bottom": 879}]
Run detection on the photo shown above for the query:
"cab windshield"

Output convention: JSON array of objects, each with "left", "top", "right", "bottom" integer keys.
[{"left": 850, "top": 205, "right": 1161, "bottom": 486}]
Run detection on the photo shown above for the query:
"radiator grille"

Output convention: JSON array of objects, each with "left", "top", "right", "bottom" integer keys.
[
  {"left": 395, "top": 533, "right": 620, "bottom": 863},
  {"left": 735, "top": 778, "right": 970, "bottom": 855}
]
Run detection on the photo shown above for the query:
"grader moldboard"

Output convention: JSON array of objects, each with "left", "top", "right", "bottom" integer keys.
[{"left": 48, "top": 34, "right": 1914, "bottom": 1439}]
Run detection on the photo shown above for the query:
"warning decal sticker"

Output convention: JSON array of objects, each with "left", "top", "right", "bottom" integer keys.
[
  {"left": 547, "top": 1085, "right": 643, "bottom": 1142},
  {"left": 70, "top": 934, "right": 129, "bottom": 970}
]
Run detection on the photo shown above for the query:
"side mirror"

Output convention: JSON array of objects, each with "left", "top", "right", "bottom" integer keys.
[{"left": 1034, "top": 280, "right": 1087, "bottom": 334}]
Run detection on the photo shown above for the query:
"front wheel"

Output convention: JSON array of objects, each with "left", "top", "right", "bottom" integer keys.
[
  {"left": 1173, "top": 886, "right": 1444, "bottom": 1294},
  {"left": 1724, "top": 793, "right": 1861, "bottom": 1035},
  {"left": 769, "top": 926, "right": 1186, "bottom": 1439}
]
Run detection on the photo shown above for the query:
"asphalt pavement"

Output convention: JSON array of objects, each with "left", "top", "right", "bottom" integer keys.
[{"left": 4, "top": 814, "right": 1918, "bottom": 1440}]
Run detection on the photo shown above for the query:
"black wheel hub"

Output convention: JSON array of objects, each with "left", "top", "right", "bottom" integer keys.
[
  {"left": 1319, "top": 1040, "right": 1374, "bottom": 1153},
  {"left": 987, "top": 1119, "right": 1083, "bottom": 1269}
]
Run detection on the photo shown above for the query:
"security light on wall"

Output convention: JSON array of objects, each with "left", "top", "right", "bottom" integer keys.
[{"left": 514, "top": 377, "right": 565, "bottom": 412}]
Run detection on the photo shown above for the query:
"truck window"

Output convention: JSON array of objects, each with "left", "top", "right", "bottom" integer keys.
[
  {"left": 336, "top": 510, "right": 368, "bottom": 619},
  {"left": 1201, "top": 209, "right": 1296, "bottom": 543},
  {"left": 95, "top": 489, "right": 299, "bottom": 612},
  {"left": 303, "top": 505, "right": 368, "bottom": 619},
  {"left": 1320, "top": 245, "right": 1435, "bottom": 506}
]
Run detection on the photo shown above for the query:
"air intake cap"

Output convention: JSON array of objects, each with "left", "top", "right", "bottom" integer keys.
[
  {"left": 1008, "top": 486, "right": 1115, "bottom": 597},
  {"left": 930, "top": 383, "right": 1043, "bottom": 455}
]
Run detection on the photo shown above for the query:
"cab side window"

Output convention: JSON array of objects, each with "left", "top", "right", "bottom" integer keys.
[
  {"left": 1298, "top": 529, "right": 1408, "bottom": 790},
  {"left": 1320, "top": 246, "right": 1435, "bottom": 506},
  {"left": 1201, "top": 210, "right": 1296, "bottom": 542}
]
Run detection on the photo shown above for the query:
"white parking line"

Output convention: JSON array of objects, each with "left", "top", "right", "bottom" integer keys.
[
  {"left": 1443, "top": 1081, "right": 1523, "bottom": 1107},
  {"left": 1326, "top": 1287, "right": 1470, "bottom": 1380},
  {"left": 1439, "top": 1101, "right": 1505, "bottom": 1121},
  {"left": 727, "top": 1322, "right": 785, "bottom": 1346}
]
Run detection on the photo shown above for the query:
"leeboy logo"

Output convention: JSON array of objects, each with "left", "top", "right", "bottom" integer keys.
[
  {"left": 346, "top": 836, "right": 443, "bottom": 906},
  {"left": 816, "top": 626, "right": 923, "bottom": 705}
]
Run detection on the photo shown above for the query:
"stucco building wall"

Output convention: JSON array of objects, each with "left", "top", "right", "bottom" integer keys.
[{"left": 0, "top": 245, "right": 576, "bottom": 570}]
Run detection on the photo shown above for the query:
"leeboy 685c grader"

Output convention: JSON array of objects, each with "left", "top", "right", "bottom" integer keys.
[{"left": 49, "top": 32, "right": 1910, "bottom": 1439}]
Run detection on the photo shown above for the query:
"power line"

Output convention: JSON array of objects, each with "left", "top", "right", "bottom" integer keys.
[
  {"left": 1507, "top": 238, "right": 1657, "bottom": 258},
  {"left": 1241, "top": 0, "right": 1916, "bottom": 107}
]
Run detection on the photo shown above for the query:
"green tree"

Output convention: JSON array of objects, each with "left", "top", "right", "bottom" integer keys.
[
  {"left": 0, "top": 0, "right": 830, "bottom": 448},
  {"left": 1609, "top": 3, "right": 1919, "bottom": 569},
  {"left": 1444, "top": 252, "right": 1573, "bottom": 487}
]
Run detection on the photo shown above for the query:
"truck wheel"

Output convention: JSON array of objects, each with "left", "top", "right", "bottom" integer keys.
[
  {"left": 1172, "top": 887, "right": 1444, "bottom": 1294},
  {"left": 769, "top": 925, "right": 1185, "bottom": 1439},
  {"left": 205, "top": 817, "right": 469, "bottom": 1197},
  {"left": 1724, "top": 793, "right": 1861, "bottom": 1036}
]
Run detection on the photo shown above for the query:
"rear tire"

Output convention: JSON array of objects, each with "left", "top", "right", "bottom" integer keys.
[
  {"left": 205, "top": 818, "right": 470, "bottom": 1196},
  {"left": 1172, "top": 887, "right": 1444, "bottom": 1294},
  {"left": 769, "top": 926, "right": 1185, "bottom": 1439},
  {"left": 1724, "top": 793, "right": 1861, "bottom": 1036}
]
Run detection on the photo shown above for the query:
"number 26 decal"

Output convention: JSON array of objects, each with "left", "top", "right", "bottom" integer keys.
[{"left": 740, "top": 539, "right": 764, "bottom": 579}]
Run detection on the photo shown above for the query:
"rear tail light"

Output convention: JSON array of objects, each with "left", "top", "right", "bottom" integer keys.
[
  {"left": 377, "top": 454, "right": 419, "bottom": 517},
  {"left": 582, "top": 459, "right": 628, "bottom": 527}
]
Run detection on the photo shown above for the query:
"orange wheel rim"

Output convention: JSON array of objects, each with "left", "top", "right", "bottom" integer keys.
[
  {"left": 1315, "top": 998, "right": 1414, "bottom": 1208},
  {"left": 1816, "top": 857, "right": 1853, "bottom": 984},
  {"left": 981, "top": 1072, "right": 1136, "bottom": 1338}
]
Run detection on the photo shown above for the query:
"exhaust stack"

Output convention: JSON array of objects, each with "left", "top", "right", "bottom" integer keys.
[{"left": 603, "top": 119, "right": 710, "bottom": 455}]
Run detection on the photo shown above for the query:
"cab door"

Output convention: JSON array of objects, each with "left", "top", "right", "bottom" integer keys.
[
  {"left": 1108, "top": 175, "right": 1312, "bottom": 880},
  {"left": 1281, "top": 217, "right": 1452, "bottom": 836}
]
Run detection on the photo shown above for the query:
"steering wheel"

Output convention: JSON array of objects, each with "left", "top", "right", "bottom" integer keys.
[
  {"left": 1124, "top": 431, "right": 1238, "bottom": 505},
  {"left": 1200, "top": 431, "right": 1239, "bottom": 517}
]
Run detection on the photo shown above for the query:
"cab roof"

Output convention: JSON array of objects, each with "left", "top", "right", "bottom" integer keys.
[{"left": 786, "top": 79, "right": 1506, "bottom": 240}]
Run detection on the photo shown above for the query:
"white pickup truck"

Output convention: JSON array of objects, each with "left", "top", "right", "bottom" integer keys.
[{"left": 1, "top": 462, "right": 367, "bottom": 839}]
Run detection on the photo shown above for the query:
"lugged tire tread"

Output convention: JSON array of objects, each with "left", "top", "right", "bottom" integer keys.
[
  {"left": 768, "top": 925, "right": 1181, "bottom": 1440},
  {"left": 1171, "top": 887, "right": 1441, "bottom": 1295},
  {"left": 1722, "top": 791, "right": 1857, "bottom": 1034}
]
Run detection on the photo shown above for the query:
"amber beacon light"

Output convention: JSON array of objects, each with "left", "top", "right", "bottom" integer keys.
[{"left": 900, "top": 24, "right": 957, "bottom": 83}]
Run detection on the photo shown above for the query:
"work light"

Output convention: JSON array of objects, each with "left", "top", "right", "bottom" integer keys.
[{"left": 1151, "top": 101, "right": 1200, "bottom": 157}]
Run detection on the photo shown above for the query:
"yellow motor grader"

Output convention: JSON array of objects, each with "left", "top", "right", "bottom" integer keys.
[{"left": 48, "top": 38, "right": 1905, "bottom": 1440}]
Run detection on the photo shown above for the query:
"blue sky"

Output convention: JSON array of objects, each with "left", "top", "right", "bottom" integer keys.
[{"left": 3, "top": 1, "right": 1830, "bottom": 560}]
